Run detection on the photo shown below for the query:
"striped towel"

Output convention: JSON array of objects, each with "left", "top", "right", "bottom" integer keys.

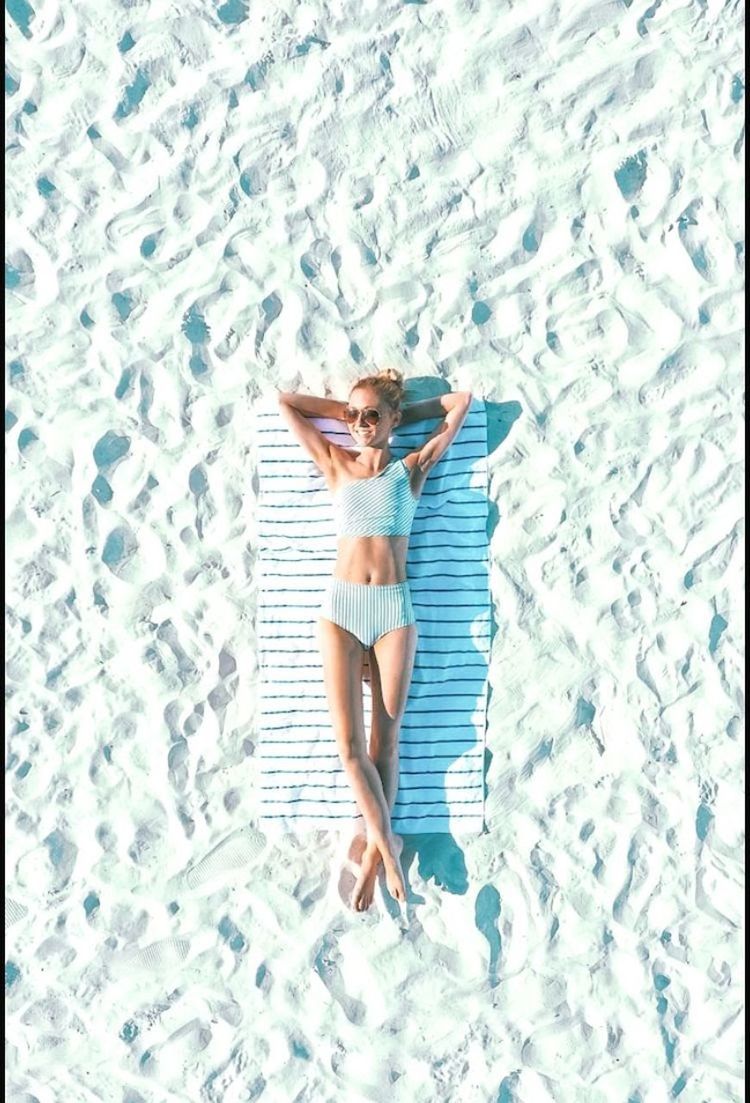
[{"left": 255, "top": 397, "right": 489, "bottom": 835}]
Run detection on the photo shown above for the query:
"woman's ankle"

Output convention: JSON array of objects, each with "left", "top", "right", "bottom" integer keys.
[{"left": 365, "top": 832, "right": 392, "bottom": 857}]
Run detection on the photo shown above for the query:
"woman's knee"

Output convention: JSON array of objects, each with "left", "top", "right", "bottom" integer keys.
[
  {"left": 369, "top": 717, "right": 401, "bottom": 759},
  {"left": 337, "top": 740, "right": 368, "bottom": 768}
]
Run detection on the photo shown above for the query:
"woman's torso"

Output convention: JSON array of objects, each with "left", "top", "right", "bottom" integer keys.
[{"left": 324, "top": 447, "right": 426, "bottom": 584}]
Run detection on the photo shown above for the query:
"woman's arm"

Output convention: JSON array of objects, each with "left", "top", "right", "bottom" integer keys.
[
  {"left": 400, "top": 391, "right": 472, "bottom": 426},
  {"left": 278, "top": 391, "right": 347, "bottom": 420}
]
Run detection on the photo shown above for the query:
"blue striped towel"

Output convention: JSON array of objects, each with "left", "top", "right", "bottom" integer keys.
[{"left": 256, "top": 397, "right": 489, "bottom": 835}]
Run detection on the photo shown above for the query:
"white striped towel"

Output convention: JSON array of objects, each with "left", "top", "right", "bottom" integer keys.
[{"left": 255, "top": 397, "right": 489, "bottom": 835}]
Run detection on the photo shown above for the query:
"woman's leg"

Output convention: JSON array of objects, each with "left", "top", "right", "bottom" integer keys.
[
  {"left": 368, "top": 620, "right": 419, "bottom": 812},
  {"left": 342, "top": 619, "right": 417, "bottom": 908},
  {"left": 318, "top": 580, "right": 416, "bottom": 908},
  {"left": 317, "top": 616, "right": 401, "bottom": 870}
]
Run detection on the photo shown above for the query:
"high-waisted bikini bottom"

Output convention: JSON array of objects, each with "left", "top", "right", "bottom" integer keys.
[{"left": 319, "top": 577, "right": 416, "bottom": 649}]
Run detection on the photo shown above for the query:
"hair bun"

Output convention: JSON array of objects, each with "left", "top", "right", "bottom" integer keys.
[{"left": 352, "top": 367, "right": 406, "bottom": 411}]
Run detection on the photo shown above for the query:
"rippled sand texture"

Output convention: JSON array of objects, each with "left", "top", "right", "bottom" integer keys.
[{"left": 5, "top": 0, "right": 744, "bottom": 1100}]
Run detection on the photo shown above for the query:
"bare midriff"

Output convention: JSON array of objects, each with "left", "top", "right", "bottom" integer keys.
[{"left": 333, "top": 535, "right": 410, "bottom": 585}]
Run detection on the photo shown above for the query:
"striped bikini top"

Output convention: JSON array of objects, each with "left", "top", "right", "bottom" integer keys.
[{"left": 331, "top": 455, "right": 419, "bottom": 537}]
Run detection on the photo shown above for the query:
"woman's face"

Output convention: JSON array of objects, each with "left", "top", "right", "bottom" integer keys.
[{"left": 347, "top": 386, "right": 401, "bottom": 446}]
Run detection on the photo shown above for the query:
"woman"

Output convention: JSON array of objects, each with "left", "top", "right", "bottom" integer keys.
[{"left": 278, "top": 369, "right": 473, "bottom": 911}]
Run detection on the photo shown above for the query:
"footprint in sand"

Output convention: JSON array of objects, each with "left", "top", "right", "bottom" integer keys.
[
  {"left": 111, "top": 936, "right": 191, "bottom": 980},
  {"left": 336, "top": 831, "right": 368, "bottom": 908},
  {"left": 166, "top": 825, "right": 267, "bottom": 899},
  {"left": 300, "top": 238, "right": 339, "bottom": 303},
  {"left": 5, "top": 896, "right": 29, "bottom": 929},
  {"left": 300, "top": 236, "right": 377, "bottom": 321}
]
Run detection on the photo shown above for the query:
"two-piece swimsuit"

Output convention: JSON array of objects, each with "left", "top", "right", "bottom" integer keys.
[{"left": 319, "top": 455, "right": 419, "bottom": 649}]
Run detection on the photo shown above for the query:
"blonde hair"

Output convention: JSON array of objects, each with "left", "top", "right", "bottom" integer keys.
[{"left": 351, "top": 367, "right": 405, "bottom": 412}]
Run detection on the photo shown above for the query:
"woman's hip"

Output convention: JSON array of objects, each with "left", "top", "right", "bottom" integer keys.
[{"left": 322, "top": 576, "right": 414, "bottom": 617}]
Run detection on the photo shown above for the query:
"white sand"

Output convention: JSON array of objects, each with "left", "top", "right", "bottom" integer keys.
[{"left": 5, "top": 1, "right": 744, "bottom": 1100}]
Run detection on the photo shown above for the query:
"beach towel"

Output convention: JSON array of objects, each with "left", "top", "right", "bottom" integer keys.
[{"left": 255, "top": 397, "right": 489, "bottom": 835}]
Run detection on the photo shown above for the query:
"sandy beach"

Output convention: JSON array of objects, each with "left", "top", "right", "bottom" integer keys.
[{"left": 5, "top": 1, "right": 745, "bottom": 1100}]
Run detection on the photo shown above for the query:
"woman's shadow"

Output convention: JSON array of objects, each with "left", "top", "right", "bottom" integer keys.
[{"left": 379, "top": 376, "right": 521, "bottom": 905}]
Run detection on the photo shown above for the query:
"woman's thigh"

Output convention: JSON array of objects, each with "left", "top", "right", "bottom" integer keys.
[
  {"left": 369, "top": 622, "right": 418, "bottom": 724},
  {"left": 317, "top": 616, "right": 367, "bottom": 760}
]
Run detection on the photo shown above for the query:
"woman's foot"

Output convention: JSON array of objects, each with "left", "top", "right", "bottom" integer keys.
[
  {"left": 350, "top": 834, "right": 404, "bottom": 912},
  {"left": 350, "top": 842, "right": 380, "bottom": 912},
  {"left": 381, "top": 837, "right": 407, "bottom": 904}
]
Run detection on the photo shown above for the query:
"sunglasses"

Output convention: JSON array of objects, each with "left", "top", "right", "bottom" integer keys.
[{"left": 343, "top": 405, "right": 381, "bottom": 426}]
